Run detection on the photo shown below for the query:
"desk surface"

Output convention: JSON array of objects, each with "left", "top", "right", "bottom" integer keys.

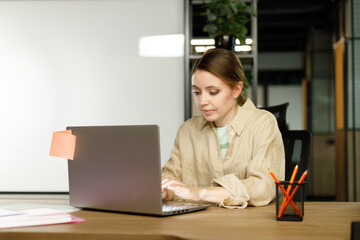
[{"left": 0, "top": 197, "right": 359, "bottom": 240}]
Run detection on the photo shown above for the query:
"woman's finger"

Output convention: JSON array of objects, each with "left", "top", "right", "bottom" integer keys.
[{"left": 162, "top": 179, "right": 183, "bottom": 189}]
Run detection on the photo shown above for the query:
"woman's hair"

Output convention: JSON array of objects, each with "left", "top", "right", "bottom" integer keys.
[{"left": 192, "top": 48, "right": 248, "bottom": 106}]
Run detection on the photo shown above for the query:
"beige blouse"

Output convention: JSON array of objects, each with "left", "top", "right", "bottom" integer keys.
[{"left": 162, "top": 99, "right": 285, "bottom": 208}]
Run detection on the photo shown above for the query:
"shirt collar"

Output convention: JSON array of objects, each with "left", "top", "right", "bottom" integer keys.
[
  {"left": 200, "top": 118, "right": 211, "bottom": 130},
  {"left": 229, "top": 99, "right": 256, "bottom": 135}
]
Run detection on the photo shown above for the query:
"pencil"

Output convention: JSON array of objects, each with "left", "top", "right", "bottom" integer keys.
[
  {"left": 268, "top": 169, "right": 303, "bottom": 218},
  {"left": 279, "top": 165, "right": 298, "bottom": 213},
  {"left": 278, "top": 170, "right": 308, "bottom": 218}
]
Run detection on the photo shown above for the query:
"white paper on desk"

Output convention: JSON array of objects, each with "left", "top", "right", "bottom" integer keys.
[
  {"left": 0, "top": 203, "right": 80, "bottom": 213},
  {"left": 0, "top": 208, "right": 85, "bottom": 229},
  {"left": 0, "top": 209, "right": 20, "bottom": 217}
]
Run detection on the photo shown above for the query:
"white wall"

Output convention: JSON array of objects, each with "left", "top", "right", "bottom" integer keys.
[
  {"left": 0, "top": 0, "right": 184, "bottom": 192},
  {"left": 258, "top": 52, "right": 304, "bottom": 130},
  {"left": 268, "top": 86, "right": 303, "bottom": 130}
]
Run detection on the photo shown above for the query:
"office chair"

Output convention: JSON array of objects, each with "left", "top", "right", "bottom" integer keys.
[
  {"left": 282, "top": 130, "right": 312, "bottom": 198},
  {"left": 260, "top": 102, "right": 311, "bottom": 198},
  {"left": 260, "top": 102, "right": 289, "bottom": 135}
]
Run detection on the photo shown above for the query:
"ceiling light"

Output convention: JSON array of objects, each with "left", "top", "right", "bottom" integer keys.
[
  {"left": 235, "top": 38, "right": 253, "bottom": 45},
  {"left": 194, "top": 46, "right": 215, "bottom": 53},
  {"left": 190, "top": 39, "right": 215, "bottom": 45},
  {"left": 235, "top": 45, "right": 251, "bottom": 52}
]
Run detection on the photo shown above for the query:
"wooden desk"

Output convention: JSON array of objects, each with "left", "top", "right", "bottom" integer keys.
[{"left": 0, "top": 198, "right": 359, "bottom": 240}]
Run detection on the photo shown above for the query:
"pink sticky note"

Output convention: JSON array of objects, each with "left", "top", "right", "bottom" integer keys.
[{"left": 49, "top": 130, "right": 76, "bottom": 160}]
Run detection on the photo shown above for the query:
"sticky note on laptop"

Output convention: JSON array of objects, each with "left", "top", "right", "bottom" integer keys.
[{"left": 49, "top": 130, "right": 76, "bottom": 160}]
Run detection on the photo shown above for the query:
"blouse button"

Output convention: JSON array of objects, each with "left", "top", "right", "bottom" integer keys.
[
  {"left": 230, "top": 132, "right": 235, "bottom": 136},
  {"left": 226, "top": 156, "right": 230, "bottom": 160}
]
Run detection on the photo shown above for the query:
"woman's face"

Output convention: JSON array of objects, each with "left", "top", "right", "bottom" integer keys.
[{"left": 192, "top": 70, "right": 242, "bottom": 127}]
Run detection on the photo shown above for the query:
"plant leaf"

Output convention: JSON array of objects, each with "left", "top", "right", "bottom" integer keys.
[
  {"left": 203, "top": 23, "right": 218, "bottom": 36},
  {"left": 206, "top": 9, "right": 217, "bottom": 22},
  {"left": 245, "top": 5, "right": 257, "bottom": 16},
  {"left": 235, "top": 1, "right": 246, "bottom": 9},
  {"left": 229, "top": 2, "right": 237, "bottom": 14},
  {"left": 201, "top": 0, "right": 256, "bottom": 39}
]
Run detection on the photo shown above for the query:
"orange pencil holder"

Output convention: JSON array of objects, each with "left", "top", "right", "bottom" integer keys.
[{"left": 275, "top": 181, "right": 305, "bottom": 221}]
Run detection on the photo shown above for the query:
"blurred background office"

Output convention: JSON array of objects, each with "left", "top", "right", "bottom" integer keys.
[{"left": 187, "top": 0, "right": 359, "bottom": 202}]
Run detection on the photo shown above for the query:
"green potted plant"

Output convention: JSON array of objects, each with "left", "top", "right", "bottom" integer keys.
[{"left": 202, "top": 0, "right": 257, "bottom": 51}]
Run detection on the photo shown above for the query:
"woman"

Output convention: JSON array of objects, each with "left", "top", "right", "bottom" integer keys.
[{"left": 162, "top": 48, "right": 284, "bottom": 208}]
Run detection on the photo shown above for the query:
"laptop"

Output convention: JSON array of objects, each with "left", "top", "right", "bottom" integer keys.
[{"left": 67, "top": 125, "right": 210, "bottom": 216}]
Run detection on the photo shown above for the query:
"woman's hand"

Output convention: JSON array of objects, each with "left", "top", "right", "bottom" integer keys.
[
  {"left": 162, "top": 178, "right": 233, "bottom": 203},
  {"left": 162, "top": 186, "right": 172, "bottom": 200},
  {"left": 162, "top": 178, "right": 202, "bottom": 201}
]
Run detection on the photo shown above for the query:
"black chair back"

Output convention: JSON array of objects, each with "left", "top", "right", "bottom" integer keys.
[
  {"left": 260, "top": 102, "right": 311, "bottom": 198},
  {"left": 283, "top": 130, "right": 312, "bottom": 198},
  {"left": 260, "top": 102, "right": 311, "bottom": 197}
]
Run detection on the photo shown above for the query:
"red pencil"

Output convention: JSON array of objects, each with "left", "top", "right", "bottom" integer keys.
[{"left": 278, "top": 170, "right": 308, "bottom": 218}]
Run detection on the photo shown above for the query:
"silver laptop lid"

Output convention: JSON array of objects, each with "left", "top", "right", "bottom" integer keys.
[{"left": 67, "top": 125, "right": 163, "bottom": 215}]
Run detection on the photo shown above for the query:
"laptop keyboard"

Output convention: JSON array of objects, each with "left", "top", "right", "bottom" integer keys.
[
  {"left": 162, "top": 204, "right": 190, "bottom": 213},
  {"left": 162, "top": 201, "right": 211, "bottom": 215}
]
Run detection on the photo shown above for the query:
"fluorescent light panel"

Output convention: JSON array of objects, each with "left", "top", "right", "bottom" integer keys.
[
  {"left": 235, "top": 45, "right": 252, "bottom": 51},
  {"left": 191, "top": 38, "right": 252, "bottom": 45},
  {"left": 192, "top": 38, "right": 253, "bottom": 53},
  {"left": 194, "top": 46, "right": 215, "bottom": 53},
  {"left": 191, "top": 39, "right": 215, "bottom": 45}
]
